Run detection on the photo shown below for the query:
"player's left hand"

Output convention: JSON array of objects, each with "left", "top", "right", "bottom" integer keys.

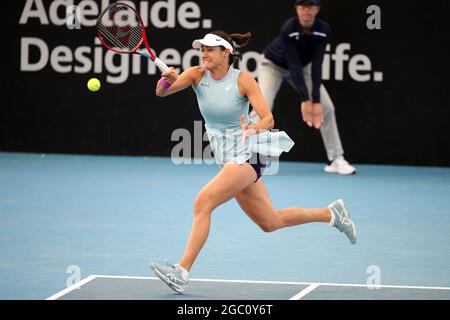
[{"left": 241, "top": 115, "right": 257, "bottom": 141}]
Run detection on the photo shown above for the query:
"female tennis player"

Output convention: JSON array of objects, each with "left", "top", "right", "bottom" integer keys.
[{"left": 150, "top": 31, "right": 356, "bottom": 294}]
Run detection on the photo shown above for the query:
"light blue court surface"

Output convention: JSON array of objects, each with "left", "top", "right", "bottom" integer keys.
[{"left": 1, "top": 152, "right": 450, "bottom": 300}]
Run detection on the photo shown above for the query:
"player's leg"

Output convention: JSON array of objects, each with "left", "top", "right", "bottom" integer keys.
[
  {"left": 179, "top": 162, "right": 257, "bottom": 270},
  {"left": 151, "top": 162, "right": 257, "bottom": 293},
  {"left": 235, "top": 179, "right": 356, "bottom": 242},
  {"left": 235, "top": 178, "right": 331, "bottom": 232}
]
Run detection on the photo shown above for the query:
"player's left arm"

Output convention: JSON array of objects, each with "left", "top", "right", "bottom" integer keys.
[{"left": 238, "top": 71, "right": 274, "bottom": 132}]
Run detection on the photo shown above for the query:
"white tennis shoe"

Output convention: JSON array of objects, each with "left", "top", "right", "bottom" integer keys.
[
  {"left": 328, "top": 199, "right": 357, "bottom": 245},
  {"left": 324, "top": 157, "right": 356, "bottom": 175},
  {"left": 150, "top": 261, "right": 188, "bottom": 294}
]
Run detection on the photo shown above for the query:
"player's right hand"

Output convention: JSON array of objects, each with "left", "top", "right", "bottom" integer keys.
[{"left": 161, "top": 67, "right": 178, "bottom": 84}]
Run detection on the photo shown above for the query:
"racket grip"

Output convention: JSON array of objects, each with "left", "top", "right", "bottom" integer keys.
[{"left": 153, "top": 58, "right": 170, "bottom": 73}]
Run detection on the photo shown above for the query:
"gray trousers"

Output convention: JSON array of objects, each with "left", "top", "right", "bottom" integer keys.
[{"left": 250, "top": 55, "right": 344, "bottom": 161}]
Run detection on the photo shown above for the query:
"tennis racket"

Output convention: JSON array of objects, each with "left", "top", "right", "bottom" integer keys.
[{"left": 96, "top": 2, "right": 169, "bottom": 73}]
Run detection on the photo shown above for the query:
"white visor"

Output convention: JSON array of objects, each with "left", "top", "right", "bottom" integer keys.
[{"left": 192, "top": 34, "right": 234, "bottom": 53}]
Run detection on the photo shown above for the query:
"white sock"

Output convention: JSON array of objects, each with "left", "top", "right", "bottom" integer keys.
[
  {"left": 175, "top": 264, "right": 189, "bottom": 281},
  {"left": 328, "top": 208, "right": 336, "bottom": 227}
]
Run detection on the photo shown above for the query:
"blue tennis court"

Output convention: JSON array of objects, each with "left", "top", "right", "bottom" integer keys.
[{"left": 1, "top": 152, "right": 449, "bottom": 299}]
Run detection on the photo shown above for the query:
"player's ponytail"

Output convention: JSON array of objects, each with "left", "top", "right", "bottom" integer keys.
[
  {"left": 210, "top": 31, "right": 252, "bottom": 67},
  {"left": 230, "top": 32, "right": 252, "bottom": 48}
]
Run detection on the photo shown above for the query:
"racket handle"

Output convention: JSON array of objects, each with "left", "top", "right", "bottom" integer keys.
[
  {"left": 137, "top": 50, "right": 170, "bottom": 73},
  {"left": 153, "top": 57, "right": 170, "bottom": 73}
]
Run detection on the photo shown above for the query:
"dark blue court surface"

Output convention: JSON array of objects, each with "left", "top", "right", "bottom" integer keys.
[{"left": 1, "top": 152, "right": 449, "bottom": 299}]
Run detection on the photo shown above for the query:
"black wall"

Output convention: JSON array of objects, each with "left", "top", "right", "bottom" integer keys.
[{"left": 1, "top": 0, "right": 449, "bottom": 166}]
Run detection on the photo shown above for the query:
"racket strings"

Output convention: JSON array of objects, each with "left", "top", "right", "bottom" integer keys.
[
  {"left": 99, "top": 19, "right": 141, "bottom": 51},
  {"left": 98, "top": 24, "right": 131, "bottom": 51},
  {"left": 97, "top": 4, "right": 143, "bottom": 52},
  {"left": 98, "top": 23, "right": 142, "bottom": 52}
]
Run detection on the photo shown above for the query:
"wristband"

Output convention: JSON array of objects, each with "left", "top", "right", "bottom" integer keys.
[{"left": 159, "top": 78, "right": 171, "bottom": 89}]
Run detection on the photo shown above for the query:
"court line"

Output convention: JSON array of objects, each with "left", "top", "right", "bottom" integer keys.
[
  {"left": 95, "top": 275, "right": 159, "bottom": 280},
  {"left": 93, "top": 274, "right": 450, "bottom": 290},
  {"left": 289, "top": 284, "right": 321, "bottom": 300},
  {"left": 46, "top": 275, "right": 97, "bottom": 300}
]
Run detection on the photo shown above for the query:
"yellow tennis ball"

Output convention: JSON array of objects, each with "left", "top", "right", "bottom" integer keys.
[{"left": 87, "top": 78, "right": 101, "bottom": 92}]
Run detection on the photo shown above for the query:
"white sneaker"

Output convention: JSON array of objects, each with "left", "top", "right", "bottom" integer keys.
[
  {"left": 328, "top": 199, "right": 357, "bottom": 245},
  {"left": 324, "top": 157, "right": 356, "bottom": 175},
  {"left": 150, "top": 261, "right": 188, "bottom": 294}
]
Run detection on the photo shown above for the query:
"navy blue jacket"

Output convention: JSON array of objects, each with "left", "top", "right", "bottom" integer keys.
[{"left": 263, "top": 16, "right": 331, "bottom": 103}]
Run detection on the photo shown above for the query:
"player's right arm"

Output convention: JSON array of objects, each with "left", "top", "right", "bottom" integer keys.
[{"left": 156, "top": 66, "right": 204, "bottom": 97}]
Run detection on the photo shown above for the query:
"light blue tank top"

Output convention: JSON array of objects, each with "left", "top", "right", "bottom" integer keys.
[
  {"left": 194, "top": 67, "right": 249, "bottom": 130},
  {"left": 193, "top": 67, "right": 295, "bottom": 165}
]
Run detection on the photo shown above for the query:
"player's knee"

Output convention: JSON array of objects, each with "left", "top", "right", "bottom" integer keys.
[
  {"left": 193, "top": 192, "right": 214, "bottom": 217},
  {"left": 258, "top": 214, "right": 281, "bottom": 233},
  {"left": 259, "top": 221, "right": 278, "bottom": 233}
]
